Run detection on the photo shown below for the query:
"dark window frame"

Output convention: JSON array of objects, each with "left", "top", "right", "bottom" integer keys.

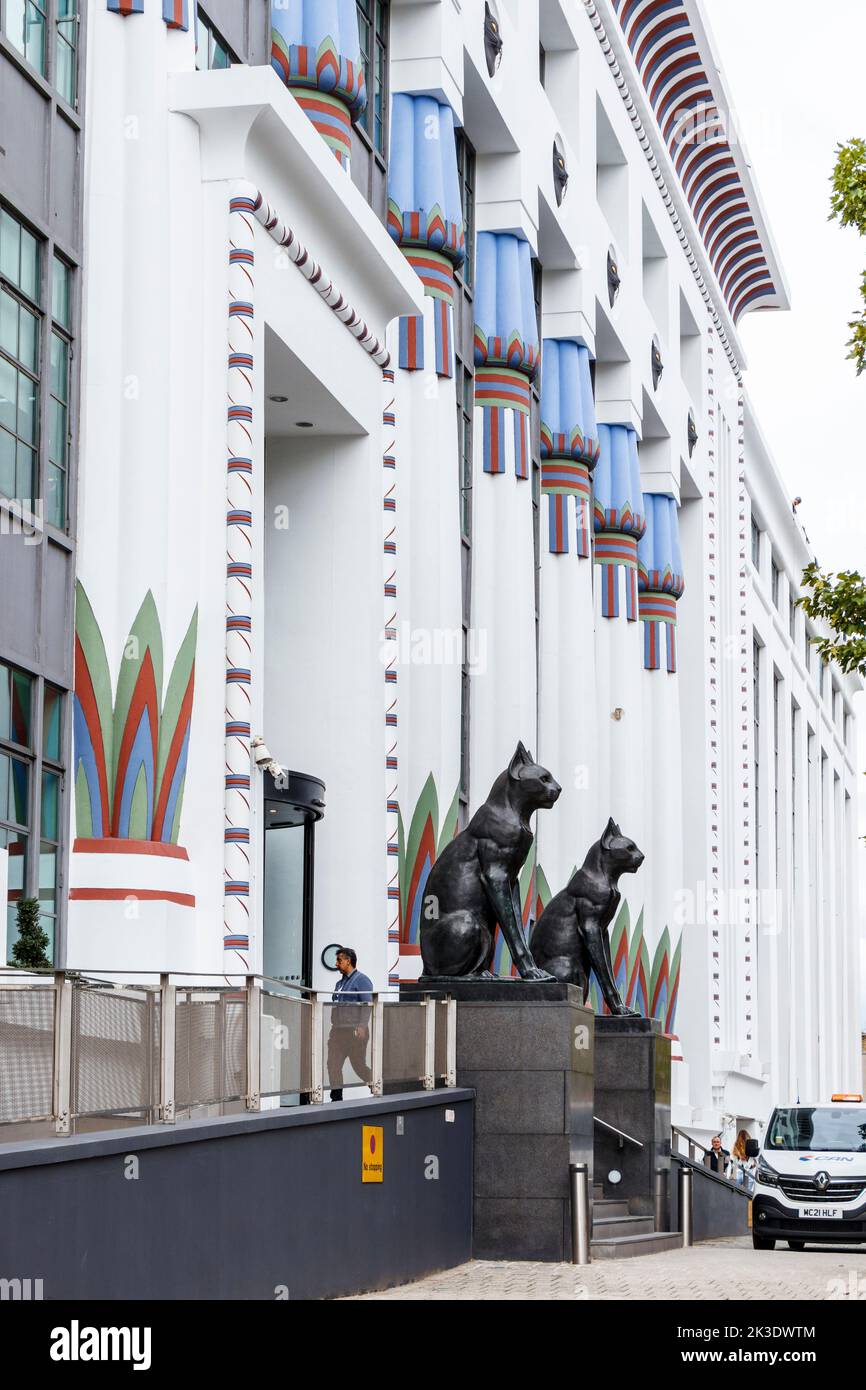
[
  {"left": 0, "top": 658, "right": 66, "bottom": 965},
  {"left": 355, "top": 0, "right": 388, "bottom": 161},
  {"left": 455, "top": 128, "right": 476, "bottom": 295}
]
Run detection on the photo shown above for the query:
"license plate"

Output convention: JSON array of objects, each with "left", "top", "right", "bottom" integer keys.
[{"left": 800, "top": 1206, "right": 842, "bottom": 1219}]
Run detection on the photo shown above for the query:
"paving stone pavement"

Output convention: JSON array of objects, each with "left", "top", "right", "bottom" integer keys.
[{"left": 345, "top": 1238, "right": 866, "bottom": 1300}]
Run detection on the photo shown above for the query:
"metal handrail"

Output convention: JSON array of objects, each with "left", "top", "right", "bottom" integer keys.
[
  {"left": 0, "top": 969, "right": 458, "bottom": 1136},
  {"left": 671, "top": 1126, "right": 753, "bottom": 1194},
  {"left": 594, "top": 1115, "right": 644, "bottom": 1150}
]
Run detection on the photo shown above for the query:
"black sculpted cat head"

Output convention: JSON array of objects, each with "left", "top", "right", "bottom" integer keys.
[
  {"left": 651, "top": 336, "right": 664, "bottom": 389},
  {"left": 607, "top": 246, "right": 621, "bottom": 307},
  {"left": 687, "top": 408, "right": 698, "bottom": 457},
  {"left": 553, "top": 143, "right": 568, "bottom": 206},
  {"left": 599, "top": 817, "right": 644, "bottom": 876},
  {"left": 484, "top": 2, "right": 503, "bottom": 76},
  {"left": 506, "top": 741, "right": 562, "bottom": 810}
]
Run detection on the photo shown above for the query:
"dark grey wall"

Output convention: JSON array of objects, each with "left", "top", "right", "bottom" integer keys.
[
  {"left": 594, "top": 1018, "right": 671, "bottom": 1216},
  {"left": 671, "top": 1158, "right": 752, "bottom": 1242},
  {"left": 0, "top": 1090, "right": 474, "bottom": 1300}
]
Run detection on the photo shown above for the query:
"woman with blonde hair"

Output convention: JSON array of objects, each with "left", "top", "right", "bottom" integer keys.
[{"left": 732, "top": 1128, "right": 756, "bottom": 1193}]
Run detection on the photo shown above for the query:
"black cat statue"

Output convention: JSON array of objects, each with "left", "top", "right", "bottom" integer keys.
[
  {"left": 419, "top": 743, "right": 561, "bottom": 980},
  {"left": 531, "top": 818, "right": 644, "bottom": 1016}
]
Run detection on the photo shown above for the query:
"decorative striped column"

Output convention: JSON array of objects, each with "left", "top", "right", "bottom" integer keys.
[
  {"left": 535, "top": 339, "right": 601, "bottom": 927},
  {"left": 382, "top": 369, "right": 401, "bottom": 985},
  {"left": 223, "top": 194, "right": 257, "bottom": 969},
  {"left": 270, "top": 0, "right": 366, "bottom": 170},
  {"left": 638, "top": 491, "right": 685, "bottom": 1033},
  {"left": 540, "top": 342, "right": 599, "bottom": 557},
  {"left": 592, "top": 422, "right": 647, "bottom": 1003},
  {"left": 638, "top": 494, "right": 685, "bottom": 673},
  {"left": 470, "top": 232, "right": 540, "bottom": 975},
  {"left": 473, "top": 233, "right": 539, "bottom": 479},
  {"left": 388, "top": 94, "right": 465, "bottom": 380}
]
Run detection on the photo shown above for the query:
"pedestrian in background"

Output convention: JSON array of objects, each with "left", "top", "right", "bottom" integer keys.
[{"left": 328, "top": 947, "right": 373, "bottom": 1101}]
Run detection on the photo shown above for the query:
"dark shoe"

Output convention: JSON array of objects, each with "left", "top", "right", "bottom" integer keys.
[{"left": 330, "top": 1089, "right": 343, "bottom": 1102}]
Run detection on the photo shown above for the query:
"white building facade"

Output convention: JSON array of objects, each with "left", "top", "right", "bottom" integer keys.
[{"left": 47, "top": 0, "right": 861, "bottom": 1139}]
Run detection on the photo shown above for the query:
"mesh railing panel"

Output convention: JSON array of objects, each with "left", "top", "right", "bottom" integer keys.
[
  {"left": 260, "top": 992, "right": 312, "bottom": 1096},
  {"left": 322, "top": 1001, "right": 372, "bottom": 1093},
  {"left": 0, "top": 987, "right": 55, "bottom": 1123},
  {"left": 72, "top": 985, "right": 161, "bottom": 1118},
  {"left": 175, "top": 990, "right": 247, "bottom": 1110},
  {"left": 382, "top": 1002, "right": 426, "bottom": 1085},
  {"left": 434, "top": 999, "right": 449, "bottom": 1079}
]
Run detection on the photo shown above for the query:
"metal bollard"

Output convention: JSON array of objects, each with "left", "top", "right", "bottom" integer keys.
[
  {"left": 678, "top": 1163, "right": 693, "bottom": 1247},
  {"left": 569, "top": 1163, "right": 591, "bottom": 1265},
  {"left": 654, "top": 1164, "right": 669, "bottom": 1231}
]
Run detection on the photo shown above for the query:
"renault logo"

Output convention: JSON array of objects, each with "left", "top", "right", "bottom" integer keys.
[{"left": 815, "top": 1171, "right": 831, "bottom": 1192}]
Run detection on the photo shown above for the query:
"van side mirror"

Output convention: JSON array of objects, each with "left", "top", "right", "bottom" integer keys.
[{"left": 745, "top": 1139, "right": 760, "bottom": 1159}]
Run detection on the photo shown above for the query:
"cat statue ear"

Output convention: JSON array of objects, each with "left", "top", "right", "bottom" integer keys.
[
  {"left": 508, "top": 742, "right": 533, "bottom": 778},
  {"left": 601, "top": 817, "right": 619, "bottom": 849}
]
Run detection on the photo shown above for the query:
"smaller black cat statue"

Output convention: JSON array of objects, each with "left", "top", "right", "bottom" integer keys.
[
  {"left": 419, "top": 742, "right": 561, "bottom": 980},
  {"left": 531, "top": 819, "right": 644, "bottom": 1015}
]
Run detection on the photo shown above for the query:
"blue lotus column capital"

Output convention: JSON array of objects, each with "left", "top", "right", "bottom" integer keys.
[{"left": 638, "top": 492, "right": 685, "bottom": 672}]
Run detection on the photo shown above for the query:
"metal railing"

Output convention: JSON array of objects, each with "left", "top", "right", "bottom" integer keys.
[
  {"left": 594, "top": 1115, "right": 644, "bottom": 1150},
  {"left": 672, "top": 1125, "right": 754, "bottom": 1193},
  {"left": 0, "top": 969, "right": 457, "bottom": 1138}
]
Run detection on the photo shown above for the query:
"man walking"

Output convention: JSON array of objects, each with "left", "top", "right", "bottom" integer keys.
[{"left": 328, "top": 947, "right": 373, "bottom": 1101}]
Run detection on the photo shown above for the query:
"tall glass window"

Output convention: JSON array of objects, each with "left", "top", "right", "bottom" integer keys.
[
  {"left": 0, "top": 208, "right": 40, "bottom": 506},
  {"left": 194, "top": 6, "right": 234, "bottom": 70},
  {"left": 790, "top": 703, "right": 798, "bottom": 900},
  {"left": 770, "top": 557, "right": 780, "bottom": 609},
  {"left": 55, "top": 0, "right": 78, "bottom": 104},
  {"left": 750, "top": 515, "right": 761, "bottom": 569},
  {"left": 4, "top": 0, "right": 47, "bottom": 76},
  {"left": 773, "top": 673, "right": 781, "bottom": 879},
  {"left": 356, "top": 1, "right": 388, "bottom": 157},
  {"left": 1, "top": 661, "right": 65, "bottom": 964},
  {"left": 753, "top": 636, "right": 761, "bottom": 886},
  {"left": 455, "top": 129, "right": 476, "bottom": 292}
]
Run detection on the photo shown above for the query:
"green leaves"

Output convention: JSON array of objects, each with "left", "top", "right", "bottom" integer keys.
[
  {"left": 830, "top": 139, "right": 866, "bottom": 374},
  {"left": 830, "top": 139, "right": 866, "bottom": 233},
  {"left": 799, "top": 562, "right": 866, "bottom": 676}
]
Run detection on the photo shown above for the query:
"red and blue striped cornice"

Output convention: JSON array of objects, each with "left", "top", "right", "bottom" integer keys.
[{"left": 609, "top": 0, "right": 777, "bottom": 323}]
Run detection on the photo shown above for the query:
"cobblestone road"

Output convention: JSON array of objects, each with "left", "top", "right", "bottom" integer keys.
[{"left": 345, "top": 1238, "right": 866, "bottom": 1300}]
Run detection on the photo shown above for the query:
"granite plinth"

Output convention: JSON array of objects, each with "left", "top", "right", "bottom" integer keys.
[{"left": 453, "top": 991, "right": 594, "bottom": 1260}]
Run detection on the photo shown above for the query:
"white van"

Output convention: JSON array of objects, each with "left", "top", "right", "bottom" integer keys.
[{"left": 748, "top": 1096, "right": 866, "bottom": 1250}]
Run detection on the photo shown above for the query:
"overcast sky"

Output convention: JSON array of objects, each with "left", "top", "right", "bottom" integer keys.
[{"left": 701, "top": 0, "right": 866, "bottom": 1028}]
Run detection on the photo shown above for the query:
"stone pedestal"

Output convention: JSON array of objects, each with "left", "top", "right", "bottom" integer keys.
[
  {"left": 406, "top": 982, "right": 593, "bottom": 1261},
  {"left": 593, "top": 1015, "right": 671, "bottom": 1217}
]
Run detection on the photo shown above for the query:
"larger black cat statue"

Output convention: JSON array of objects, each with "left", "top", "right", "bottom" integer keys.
[
  {"left": 419, "top": 743, "right": 561, "bottom": 980},
  {"left": 531, "top": 818, "right": 644, "bottom": 1015}
]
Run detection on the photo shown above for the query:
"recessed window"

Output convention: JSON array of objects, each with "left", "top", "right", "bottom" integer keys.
[
  {"left": 0, "top": 209, "right": 41, "bottom": 507},
  {"left": 751, "top": 516, "right": 761, "bottom": 569},
  {"left": 4, "top": 0, "right": 47, "bottom": 77},
  {"left": 356, "top": 1, "right": 388, "bottom": 157},
  {"left": 770, "top": 557, "right": 780, "bottom": 609},
  {"left": 55, "top": 0, "right": 78, "bottom": 105},
  {"left": 1, "top": 662, "right": 65, "bottom": 964},
  {"left": 455, "top": 128, "right": 476, "bottom": 292},
  {"left": 195, "top": 6, "right": 234, "bottom": 70}
]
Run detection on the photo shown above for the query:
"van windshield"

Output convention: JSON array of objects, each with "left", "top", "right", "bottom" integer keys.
[{"left": 766, "top": 1107, "right": 866, "bottom": 1152}]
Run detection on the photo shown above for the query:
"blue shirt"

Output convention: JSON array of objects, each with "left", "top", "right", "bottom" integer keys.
[{"left": 331, "top": 969, "right": 373, "bottom": 1026}]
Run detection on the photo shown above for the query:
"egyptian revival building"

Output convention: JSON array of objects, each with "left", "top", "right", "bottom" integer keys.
[{"left": 0, "top": 0, "right": 860, "bottom": 1141}]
